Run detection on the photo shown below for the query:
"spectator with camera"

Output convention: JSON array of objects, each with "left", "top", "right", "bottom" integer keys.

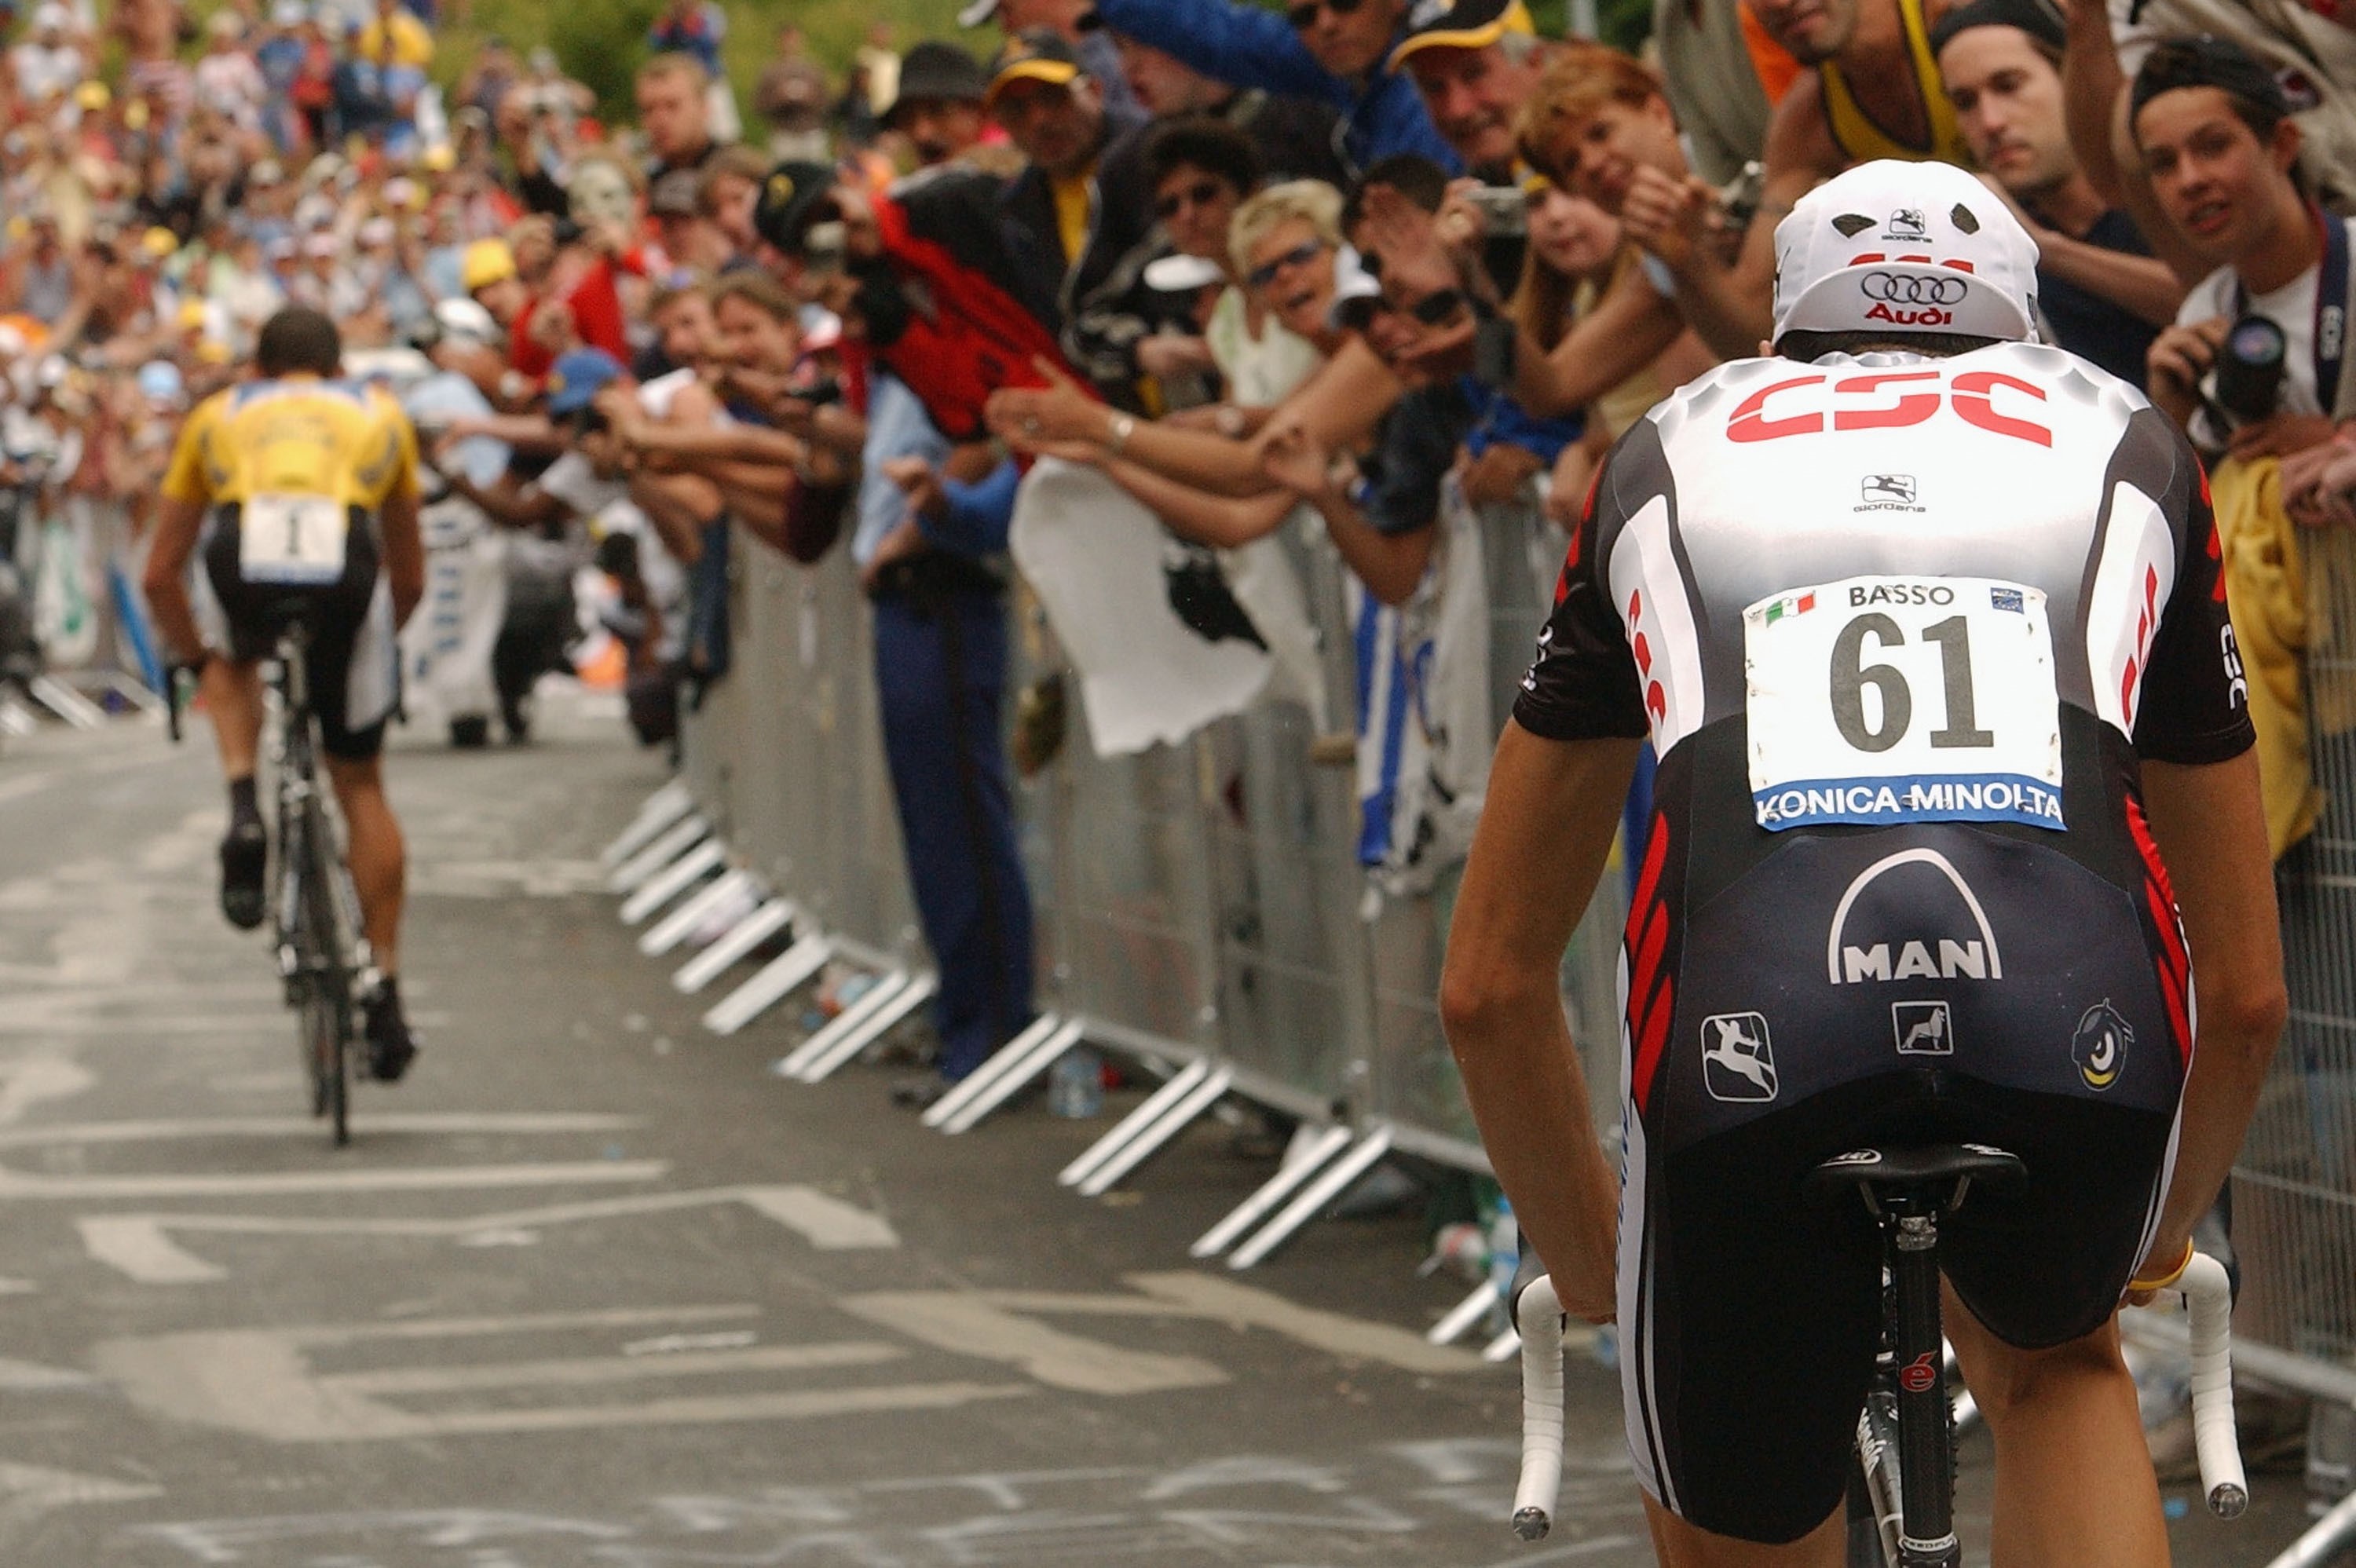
[{"left": 2131, "top": 38, "right": 2350, "bottom": 460}]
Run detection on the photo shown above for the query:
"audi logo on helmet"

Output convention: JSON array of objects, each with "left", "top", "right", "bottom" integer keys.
[{"left": 1859, "top": 272, "right": 1970, "bottom": 305}]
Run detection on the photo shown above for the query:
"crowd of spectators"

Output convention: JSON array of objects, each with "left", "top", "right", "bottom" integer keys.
[{"left": 1, "top": 0, "right": 2352, "bottom": 1113}]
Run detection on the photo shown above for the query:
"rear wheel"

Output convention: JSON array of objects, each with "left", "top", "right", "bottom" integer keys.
[{"left": 287, "top": 805, "right": 351, "bottom": 1146}]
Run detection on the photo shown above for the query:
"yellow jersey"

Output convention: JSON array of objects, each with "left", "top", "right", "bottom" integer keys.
[
  {"left": 161, "top": 376, "right": 421, "bottom": 517},
  {"left": 1817, "top": 0, "right": 1972, "bottom": 168}
]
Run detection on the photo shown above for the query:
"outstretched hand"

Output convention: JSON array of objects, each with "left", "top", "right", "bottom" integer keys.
[{"left": 986, "top": 356, "right": 1106, "bottom": 452}]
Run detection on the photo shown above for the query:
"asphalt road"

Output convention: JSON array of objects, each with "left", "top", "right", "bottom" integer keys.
[{"left": 0, "top": 690, "right": 2322, "bottom": 1566}]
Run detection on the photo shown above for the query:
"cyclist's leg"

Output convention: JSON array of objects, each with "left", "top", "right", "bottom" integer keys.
[
  {"left": 198, "top": 656, "right": 265, "bottom": 777},
  {"left": 323, "top": 754, "right": 403, "bottom": 973},
  {"left": 1643, "top": 1495, "right": 1844, "bottom": 1567},
  {"left": 1944, "top": 1300, "right": 2166, "bottom": 1567}
]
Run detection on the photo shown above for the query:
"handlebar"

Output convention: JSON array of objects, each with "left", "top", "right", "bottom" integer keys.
[
  {"left": 1507, "top": 1254, "right": 2248, "bottom": 1538},
  {"left": 2179, "top": 1251, "right": 2247, "bottom": 1519},
  {"left": 1510, "top": 1271, "right": 1566, "bottom": 1541}
]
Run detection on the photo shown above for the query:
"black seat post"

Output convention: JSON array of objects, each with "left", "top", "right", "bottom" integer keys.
[{"left": 1886, "top": 1192, "right": 1959, "bottom": 1568}]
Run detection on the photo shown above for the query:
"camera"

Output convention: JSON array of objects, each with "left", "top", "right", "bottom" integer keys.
[
  {"left": 2212, "top": 314, "right": 2287, "bottom": 423},
  {"left": 1461, "top": 182, "right": 1529, "bottom": 239},
  {"left": 1714, "top": 160, "right": 1766, "bottom": 233}
]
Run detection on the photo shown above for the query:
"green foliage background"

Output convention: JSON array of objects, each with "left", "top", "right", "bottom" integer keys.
[{"left": 436, "top": 0, "right": 1652, "bottom": 120}]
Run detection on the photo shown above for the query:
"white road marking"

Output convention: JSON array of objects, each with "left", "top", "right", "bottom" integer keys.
[
  {"left": 79, "top": 1185, "right": 901, "bottom": 1284},
  {"left": 0, "top": 1112, "right": 638, "bottom": 1150},
  {"left": 2, "top": 1160, "right": 668, "bottom": 1201},
  {"left": 0, "top": 1357, "right": 100, "bottom": 1390},
  {"left": 0, "top": 1054, "right": 92, "bottom": 1125},
  {"left": 90, "top": 1306, "right": 1030, "bottom": 1442}
]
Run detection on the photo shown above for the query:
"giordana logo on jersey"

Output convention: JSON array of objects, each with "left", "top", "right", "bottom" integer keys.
[
  {"left": 1700, "top": 1012, "right": 1778, "bottom": 1102},
  {"left": 1824, "top": 847, "right": 2005, "bottom": 986},
  {"left": 2072, "top": 1000, "right": 2132, "bottom": 1091},
  {"left": 1859, "top": 473, "right": 1917, "bottom": 506}
]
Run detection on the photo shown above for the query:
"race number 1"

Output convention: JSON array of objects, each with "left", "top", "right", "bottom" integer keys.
[
  {"left": 240, "top": 493, "right": 347, "bottom": 585},
  {"left": 1744, "top": 576, "right": 2063, "bottom": 832}
]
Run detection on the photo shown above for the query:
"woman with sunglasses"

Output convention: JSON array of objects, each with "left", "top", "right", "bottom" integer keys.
[{"left": 997, "top": 181, "right": 1365, "bottom": 559}]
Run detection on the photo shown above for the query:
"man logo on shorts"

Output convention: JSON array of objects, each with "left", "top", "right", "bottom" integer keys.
[
  {"left": 2072, "top": 1001, "right": 2132, "bottom": 1091},
  {"left": 1701, "top": 1013, "right": 1778, "bottom": 1102}
]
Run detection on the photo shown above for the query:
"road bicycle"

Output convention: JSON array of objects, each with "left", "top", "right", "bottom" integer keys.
[
  {"left": 1509, "top": 1142, "right": 2246, "bottom": 1566},
  {"left": 170, "top": 609, "right": 377, "bottom": 1146}
]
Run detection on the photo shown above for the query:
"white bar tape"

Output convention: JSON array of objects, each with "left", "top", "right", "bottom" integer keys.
[
  {"left": 2179, "top": 1252, "right": 2247, "bottom": 1520},
  {"left": 1513, "top": 1272, "right": 1566, "bottom": 1541}
]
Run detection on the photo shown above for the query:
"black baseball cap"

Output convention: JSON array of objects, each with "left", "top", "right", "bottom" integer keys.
[
  {"left": 1926, "top": 0, "right": 2065, "bottom": 56},
  {"left": 882, "top": 40, "right": 989, "bottom": 127},
  {"left": 986, "top": 28, "right": 1085, "bottom": 108},
  {"left": 1389, "top": 0, "right": 1536, "bottom": 69},
  {"left": 2129, "top": 34, "right": 2289, "bottom": 126},
  {"left": 752, "top": 161, "right": 840, "bottom": 253}
]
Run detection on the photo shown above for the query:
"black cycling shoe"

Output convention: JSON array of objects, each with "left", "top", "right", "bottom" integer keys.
[
  {"left": 218, "top": 818, "right": 268, "bottom": 930},
  {"left": 364, "top": 986, "right": 419, "bottom": 1082}
]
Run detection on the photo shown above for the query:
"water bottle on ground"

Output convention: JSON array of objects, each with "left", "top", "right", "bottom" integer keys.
[{"left": 1048, "top": 1047, "right": 1103, "bottom": 1118}]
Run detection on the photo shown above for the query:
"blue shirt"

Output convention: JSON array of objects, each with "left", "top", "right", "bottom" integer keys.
[
  {"left": 1089, "top": 0, "right": 1458, "bottom": 177},
  {"left": 853, "top": 373, "right": 952, "bottom": 568}
]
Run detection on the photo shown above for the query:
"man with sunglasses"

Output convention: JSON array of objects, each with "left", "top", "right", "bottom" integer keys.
[{"left": 1088, "top": 0, "right": 1459, "bottom": 177}]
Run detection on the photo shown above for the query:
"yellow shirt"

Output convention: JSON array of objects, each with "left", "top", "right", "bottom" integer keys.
[
  {"left": 357, "top": 10, "right": 434, "bottom": 68},
  {"left": 1050, "top": 169, "right": 1093, "bottom": 268},
  {"left": 162, "top": 377, "right": 420, "bottom": 515},
  {"left": 1817, "top": 0, "right": 1970, "bottom": 167}
]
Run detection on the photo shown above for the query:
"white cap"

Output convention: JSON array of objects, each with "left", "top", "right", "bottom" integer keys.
[
  {"left": 1143, "top": 253, "right": 1225, "bottom": 294},
  {"left": 1325, "top": 244, "right": 1383, "bottom": 331},
  {"left": 432, "top": 296, "right": 499, "bottom": 345},
  {"left": 956, "top": 0, "right": 999, "bottom": 25},
  {"left": 1770, "top": 159, "right": 2040, "bottom": 348}
]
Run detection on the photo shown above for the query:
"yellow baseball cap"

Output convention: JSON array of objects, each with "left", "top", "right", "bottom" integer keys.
[
  {"left": 72, "top": 80, "right": 108, "bottom": 111},
  {"left": 460, "top": 237, "right": 518, "bottom": 292},
  {"left": 421, "top": 142, "right": 455, "bottom": 173},
  {"left": 141, "top": 225, "right": 178, "bottom": 259}
]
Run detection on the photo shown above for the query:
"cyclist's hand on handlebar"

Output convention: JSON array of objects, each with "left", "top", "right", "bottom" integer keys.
[
  {"left": 2124, "top": 1236, "right": 2194, "bottom": 1308},
  {"left": 1512, "top": 1240, "right": 1615, "bottom": 1326}
]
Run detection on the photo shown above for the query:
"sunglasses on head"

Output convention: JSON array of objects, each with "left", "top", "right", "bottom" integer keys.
[
  {"left": 1286, "top": 0, "right": 1365, "bottom": 27},
  {"left": 1154, "top": 180, "right": 1226, "bottom": 221},
  {"left": 1246, "top": 239, "right": 1327, "bottom": 290}
]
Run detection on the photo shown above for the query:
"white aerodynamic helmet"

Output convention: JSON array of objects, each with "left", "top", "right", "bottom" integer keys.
[{"left": 1771, "top": 159, "right": 2041, "bottom": 347}]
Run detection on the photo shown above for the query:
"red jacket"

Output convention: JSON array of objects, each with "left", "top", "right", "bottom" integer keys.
[{"left": 856, "top": 169, "right": 1090, "bottom": 443}]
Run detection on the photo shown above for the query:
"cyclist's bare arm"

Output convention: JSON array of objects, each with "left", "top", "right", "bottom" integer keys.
[
  {"left": 1441, "top": 722, "right": 1642, "bottom": 1324},
  {"left": 141, "top": 495, "right": 211, "bottom": 663},
  {"left": 379, "top": 487, "right": 425, "bottom": 630},
  {"left": 2137, "top": 750, "right": 2287, "bottom": 1277}
]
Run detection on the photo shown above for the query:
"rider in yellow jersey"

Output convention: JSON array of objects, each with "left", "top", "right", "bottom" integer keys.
[{"left": 142, "top": 307, "right": 428, "bottom": 1081}]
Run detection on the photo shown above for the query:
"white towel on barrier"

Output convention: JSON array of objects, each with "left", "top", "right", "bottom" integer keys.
[
  {"left": 1012, "top": 457, "right": 1320, "bottom": 757},
  {"left": 1354, "top": 474, "right": 1491, "bottom": 897}
]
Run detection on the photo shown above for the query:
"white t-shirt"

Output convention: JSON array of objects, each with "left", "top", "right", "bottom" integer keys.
[
  {"left": 2177, "top": 214, "right": 2350, "bottom": 448},
  {"left": 1205, "top": 286, "right": 1323, "bottom": 408}
]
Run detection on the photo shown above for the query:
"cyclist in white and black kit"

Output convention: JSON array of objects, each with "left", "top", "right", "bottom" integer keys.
[{"left": 1441, "top": 159, "right": 2286, "bottom": 1564}]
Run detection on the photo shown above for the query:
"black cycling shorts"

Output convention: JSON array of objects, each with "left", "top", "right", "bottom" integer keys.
[
  {"left": 201, "top": 506, "right": 391, "bottom": 762},
  {"left": 1616, "top": 824, "right": 2186, "bottom": 1544}
]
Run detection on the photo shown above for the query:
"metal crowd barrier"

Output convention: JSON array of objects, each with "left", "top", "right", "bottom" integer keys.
[
  {"left": 602, "top": 492, "right": 2356, "bottom": 1552},
  {"left": 607, "top": 499, "right": 1628, "bottom": 1267}
]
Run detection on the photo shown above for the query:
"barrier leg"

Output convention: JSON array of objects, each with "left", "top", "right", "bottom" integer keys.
[
  {"left": 601, "top": 781, "right": 693, "bottom": 868},
  {"left": 2266, "top": 1482, "right": 2356, "bottom": 1568},
  {"left": 1427, "top": 1280, "right": 1501, "bottom": 1347},
  {"left": 927, "top": 1016, "right": 1085, "bottom": 1134},
  {"left": 1190, "top": 1123, "right": 1356, "bottom": 1259},
  {"left": 608, "top": 817, "right": 708, "bottom": 894},
  {"left": 1060, "top": 1061, "right": 1209, "bottom": 1188},
  {"left": 1226, "top": 1125, "right": 1396, "bottom": 1270},
  {"left": 785, "top": 974, "right": 937, "bottom": 1083},
  {"left": 672, "top": 898, "right": 796, "bottom": 994},
  {"left": 637, "top": 868, "right": 754, "bottom": 955},
  {"left": 27, "top": 674, "right": 105, "bottom": 729},
  {"left": 701, "top": 932, "right": 832, "bottom": 1036},
  {"left": 1076, "top": 1065, "right": 1235, "bottom": 1197},
  {"left": 619, "top": 839, "right": 725, "bottom": 926}
]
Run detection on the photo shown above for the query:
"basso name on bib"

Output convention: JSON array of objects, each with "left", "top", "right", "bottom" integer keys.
[{"left": 1744, "top": 575, "right": 2063, "bottom": 832}]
